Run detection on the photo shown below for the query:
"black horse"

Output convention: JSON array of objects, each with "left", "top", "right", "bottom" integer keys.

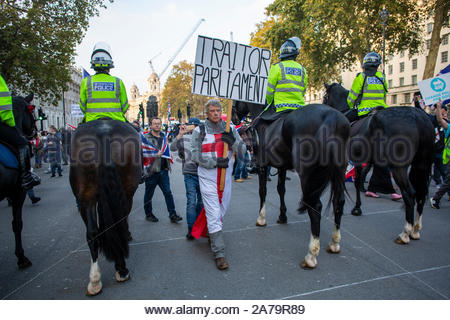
[
  {"left": 0, "top": 94, "right": 37, "bottom": 268},
  {"left": 324, "top": 83, "right": 435, "bottom": 244},
  {"left": 70, "top": 119, "right": 141, "bottom": 295},
  {"left": 232, "top": 101, "right": 349, "bottom": 268}
]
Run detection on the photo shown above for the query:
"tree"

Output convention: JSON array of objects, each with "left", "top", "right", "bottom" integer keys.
[
  {"left": 0, "top": 0, "right": 113, "bottom": 104},
  {"left": 422, "top": 0, "right": 450, "bottom": 80},
  {"left": 161, "top": 60, "right": 229, "bottom": 119},
  {"left": 252, "top": 0, "right": 424, "bottom": 89}
]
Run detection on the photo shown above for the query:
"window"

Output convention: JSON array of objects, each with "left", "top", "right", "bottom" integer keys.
[
  {"left": 400, "top": 62, "right": 405, "bottom": 72},
  {"left": 427, "top": 39, "right": 431, "bottom": 49},
  {"left": 392, "top": 95, "right": 397, "bottom": 104},
  {"left": 314, "top": 93, "right": 317, "bottom": 100},
  {"left": 412, "top": 59, "right": 417, "bottom": 70},
  {"left": 404, "top": 93, "right": 411, "bottom": 104},
  {"left": 388, "top": 79, "right": 393, "bottom": 88},
  {"left": 442, "top": 51, "right": 448, "bottom": 63},
  {"left": 399, "top": 77, "right": 404, "bottom": 86},
  {"left": 412, "top": 75, "right": 417, "bottom": 85},
  {"left": 388, "top": 65, "right": 393, "bottom": 75},
  {"left": 427, "top": 22, "right": 433, "bottom": 33},
  {"left": 443, "top": 34, "right": 449, "bottom": 45},
  {"left": 400, "top": 51, "right": 405, "bottom": 58}
]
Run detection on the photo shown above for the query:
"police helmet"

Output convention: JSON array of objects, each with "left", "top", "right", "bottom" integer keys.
[
  {"left": 362, "top": 52, "right": 381, "bottom": 69},
  {"left": 90, "top": 41, "right": 114, "bottom": 70},
  {"left": 279, "top": 37, "right": 302, "bottom": 60}
]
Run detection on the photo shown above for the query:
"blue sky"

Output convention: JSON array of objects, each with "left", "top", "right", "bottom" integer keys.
[{"left": 75, "top": 0, "right": 272, "bottom": 93}]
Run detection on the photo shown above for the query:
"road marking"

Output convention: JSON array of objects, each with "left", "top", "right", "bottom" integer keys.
[{"left": 279, "top": 264, "right": 450, "bottom": 299}]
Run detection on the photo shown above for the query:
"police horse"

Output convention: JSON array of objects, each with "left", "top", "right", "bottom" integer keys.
[
  {"left": 232, "top": 101, "right": 349, "bottom": 268},
  {"left": 70, "top": 119, "right": 141, "bottom": 295},
  {"left": 0, "top": 94, "right": 37, "bottom": 268},
  {"left": 324, "top": 83, "right": 434, "bottom": 244}
]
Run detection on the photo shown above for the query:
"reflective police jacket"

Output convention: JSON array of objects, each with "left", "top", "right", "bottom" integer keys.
[
  {"left": 0, "top": 74, "right": 15, "bottom": 127},
  {"left": 347, "top": 71, "right": 388, "bottom": 116},
  {"left": 266, "top": 60, "right": 307, "bottom": 112},
  {"left": 79, "top": 73, "right": 128, "bottom": 122}
]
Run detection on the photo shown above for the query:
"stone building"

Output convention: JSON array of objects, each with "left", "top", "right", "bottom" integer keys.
[
  {"left": 35, "top": 67, "right": 83, "bottom": 131},
  {"left": 126, "top": 72, "right": 161, "bottom": 123}
]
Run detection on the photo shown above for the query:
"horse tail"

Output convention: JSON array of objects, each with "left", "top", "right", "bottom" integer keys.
[
  {"left": 317, "top": 114, "right": 348, "bottom": 209},
  {"left": 97, "top": 161, "right": 129, "bottom": 262}
]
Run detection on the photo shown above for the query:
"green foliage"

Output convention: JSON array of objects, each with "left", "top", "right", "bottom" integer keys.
[
  {"left": 252, "top": 0, "right": 424, "bottom": 89},
  {"left": 0, "top": 0, "right": 113, "bottom": 104}
]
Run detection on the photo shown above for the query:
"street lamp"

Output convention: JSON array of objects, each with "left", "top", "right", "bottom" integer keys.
[{"left": 379, "top": 8, "right": 389, "bottom": 74}]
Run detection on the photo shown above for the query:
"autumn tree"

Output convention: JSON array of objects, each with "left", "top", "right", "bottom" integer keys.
[
  {"left": 252, "top": 0, "right": 424, "bottom": 89},
  {"left": 0, "top": 0, "right": 113, "bottom": 104}
]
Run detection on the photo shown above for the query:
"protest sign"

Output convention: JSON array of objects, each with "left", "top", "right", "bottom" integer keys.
[
  {"left": 71, "top": 104, "right": 83, "bottom": 117},
  {"left": 418, "top": 72, "right": 450, "bottom": 106},
  {"left": 192, "top": 35, "right": 272, "bottom": 104}
]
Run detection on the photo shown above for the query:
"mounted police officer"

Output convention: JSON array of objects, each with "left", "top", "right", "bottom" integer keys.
[
  {"left": 262, "top": 36, "right": 307, "bottom": 121},
  {"left": 347, "top": 52, "right": 388, "bottom": 120},
  {"left": 79, "top": 42, "right": 129, "bottom": 122},
  {"left": 0, "top": 74, "right": 40, "bottom": 190}
]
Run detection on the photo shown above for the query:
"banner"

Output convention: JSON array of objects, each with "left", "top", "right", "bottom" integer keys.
[
  {"left": 418, "top": 72, "right": 450, "bottom": 106},
  {"left": 71, "top": 104, "right": 83, "bottom": 117},
  {"left": 192, "top": 35, "right": 272, "bottom": 104}
]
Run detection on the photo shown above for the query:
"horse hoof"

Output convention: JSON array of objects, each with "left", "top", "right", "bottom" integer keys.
[
  {"left": 255, "top": 222, "right": 266, "bottom": 227},
  {"left": 17, "top": 257, "right": 32, "bottom": 269},
  {"left": 115, "top": 271, "right": 130, "bottom": 282},
  {"left": 395, "top": 237, "right": 409, "bottom": 245},
  {"left": 326, "top": 246, "right": 340, "bottom": 254},
  {"left": 351, "top": 208, "right": 362, "bottom": 216},
  {"left": 300, "top": 260, "right": 316, "bottom": 270},
  {"left": 127, "top": 234, "right": 133, "bottom": 242},
  {"left": 277, "top": 218, "right": 287, "bottom": 224},
  {"left": 86, "top": 281, "right": 102, "bottom": 296},
  {"left": 409, "top": 233, "right": 420, "bottom": 240}
]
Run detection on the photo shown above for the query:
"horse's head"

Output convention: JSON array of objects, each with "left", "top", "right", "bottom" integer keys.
[
  {"left": 232, "top": 100, "right": 265, "bottom": 125},
  {"left": 12, "top": 93, "right": 37, "bottom": 140},
  {"left": 231, "top": 100, "right": 249, "bottom": 125},
  {"left": 323, "top": 83, "right": 350, "bottom": 113}
]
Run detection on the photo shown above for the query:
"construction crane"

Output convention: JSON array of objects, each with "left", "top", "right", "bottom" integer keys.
[
  {"left": 148, "top": 52, "right": 162, "bottom": 74},
  {"left": 158, "top": 18, "right": 205, "bottom": 79}
]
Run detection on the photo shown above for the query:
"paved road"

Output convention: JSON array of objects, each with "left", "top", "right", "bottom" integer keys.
[{"left": 1, "top": 158, "right": 449, "bottom": 300}]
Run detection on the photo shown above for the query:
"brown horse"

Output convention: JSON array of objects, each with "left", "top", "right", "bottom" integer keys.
[{"left": 70, "top": 119, "right": 141, "bottom": 296}]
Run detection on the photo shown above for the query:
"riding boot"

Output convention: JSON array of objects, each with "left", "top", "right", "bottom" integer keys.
[{"left": 18, "top": 146, "right": 40, "bottom": 191}]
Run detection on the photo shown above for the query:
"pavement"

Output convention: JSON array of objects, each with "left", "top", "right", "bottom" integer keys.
[{"left": 1, "top": 158, "right": 450, "bottom": 300}]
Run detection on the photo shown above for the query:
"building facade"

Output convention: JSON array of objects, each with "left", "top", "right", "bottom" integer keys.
[
  {"left": 127, "top": 72, "right": 161, "bottom": 123},
  {"left": 35, "top": 67, "right": 83, "bottom": 131}
]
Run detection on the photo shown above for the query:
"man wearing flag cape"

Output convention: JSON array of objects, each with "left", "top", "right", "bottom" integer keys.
[
  {"left": 190, "top": 100, "right": 246, "bottom": 270},
  {"left": 142, "top": 116, "right": 182, "bottom": 223}
]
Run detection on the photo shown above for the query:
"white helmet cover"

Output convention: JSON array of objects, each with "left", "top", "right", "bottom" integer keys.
[{"left": 91, "top": 41, "right": 114, "bottom": 69}]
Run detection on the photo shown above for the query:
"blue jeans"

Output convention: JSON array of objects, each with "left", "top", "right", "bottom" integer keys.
[
  {"left": 234, "top": 151, "right": 249, "bottom": 180},
  {"left": 49, "top": 152, "right": 62, "bottom": 175},
  {"left": 144, "top": 170, "right": 176, "bottom": 216},
  {"left": 184, "top": 174, "right": 203, "bottom": 228}
]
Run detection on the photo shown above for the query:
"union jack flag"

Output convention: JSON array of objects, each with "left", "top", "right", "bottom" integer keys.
[
  {"left": 167, "top": 98, "right": 171, "bottom": 118},
  {"left": 141, "top": 132, "right": 173, "bottom": 172}
]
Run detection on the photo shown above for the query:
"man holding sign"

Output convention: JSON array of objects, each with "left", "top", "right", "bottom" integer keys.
[{"left": 190, "top": 100, "right": 245, "bottom": 270}]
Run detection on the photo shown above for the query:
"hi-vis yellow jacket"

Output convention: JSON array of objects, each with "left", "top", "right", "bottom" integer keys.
[
  {"left": 79, "top": 73, "right": 128, "bottom": 122},
  {"left": 266, "top": 60, "right": 307, "bottom": 112},
  {"left": 347, "top": 71, "right": 388, "bottom": 116}
]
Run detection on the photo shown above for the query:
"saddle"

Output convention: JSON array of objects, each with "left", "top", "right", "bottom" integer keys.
[
  {"left": 0, "top": 142, "right": 19, "bottom": 169},
  {"left": 349, "top": 106, "right": 385, "bottom": 137}
]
